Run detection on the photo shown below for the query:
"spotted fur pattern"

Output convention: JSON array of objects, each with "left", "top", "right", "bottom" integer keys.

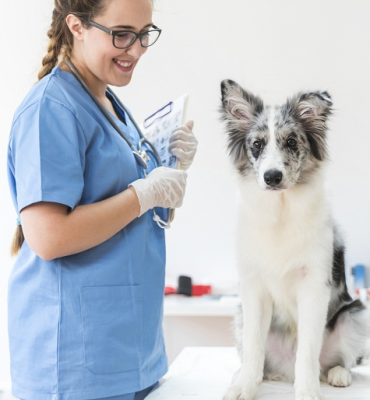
[{"left": 220, "top": 80, "right": 370, "bottom": 400}]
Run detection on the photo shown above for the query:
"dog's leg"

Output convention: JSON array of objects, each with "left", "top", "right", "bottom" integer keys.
[
  {"left": 294, "top": 278, "right": 330, "bottom": 400},
  {"left": 224, "top": 276, "right": 272, "bottom": 400}
]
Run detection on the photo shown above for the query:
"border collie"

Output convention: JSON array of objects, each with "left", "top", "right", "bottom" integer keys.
[{"left": 220, "top": 79, "right": 370, "bottom": 400}]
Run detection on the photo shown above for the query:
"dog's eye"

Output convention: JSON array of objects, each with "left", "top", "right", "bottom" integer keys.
[
  {"left": 253, "top": 140, "right": 262, "bottom": 149},
  {"left": 287, "top": 138, "right": 297, "bottom": 147}
]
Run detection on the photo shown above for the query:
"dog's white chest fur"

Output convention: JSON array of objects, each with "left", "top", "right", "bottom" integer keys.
[
  {"left": 239, "top": 173, "right": 332, "bottom": 257},
  {"left": 237, "top": 173, "right": 333, "bottom": 323}
]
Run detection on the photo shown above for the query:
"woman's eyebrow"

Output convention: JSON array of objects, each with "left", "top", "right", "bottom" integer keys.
[{"left": 109, "top": 23, "right": 153, "bottom": 30}]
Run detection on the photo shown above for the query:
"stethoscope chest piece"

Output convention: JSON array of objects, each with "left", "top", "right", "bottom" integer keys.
[{"left": 133, "top": 150, "right": 150, "bottom": 170}]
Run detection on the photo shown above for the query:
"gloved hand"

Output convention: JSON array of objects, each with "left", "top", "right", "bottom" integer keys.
[
  {"left": 168, "top": 120, "right": 198, "bottom": 170},
  {"left": 129, "top": 167, "right": 187, "bottom": 217}
]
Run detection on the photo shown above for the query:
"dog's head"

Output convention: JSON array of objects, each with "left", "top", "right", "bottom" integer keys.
[{"left": 220, "top": 79, "right": 332, "bottom": 191}]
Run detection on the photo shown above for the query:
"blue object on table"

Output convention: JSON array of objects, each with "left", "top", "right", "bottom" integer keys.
[{"left": 352, "top": 264, "right": 366, "bottom": 290}]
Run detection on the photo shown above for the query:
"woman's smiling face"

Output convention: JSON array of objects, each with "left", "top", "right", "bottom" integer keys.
[{"left": 70, "top": 0, "right": 154, "bottom": 91}]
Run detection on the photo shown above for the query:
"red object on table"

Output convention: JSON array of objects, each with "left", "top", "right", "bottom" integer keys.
[
  {"left": 192, "top": 285, "right": 212, "bottom": 296},
  {"left": 164, "top": 285, "right": 212, "bottom": 296},
  {"left": 164, "top": 286, "right": 177, "bottom": 295}
]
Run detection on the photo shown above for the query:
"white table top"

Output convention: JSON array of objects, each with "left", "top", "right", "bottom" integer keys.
[{"left": 146, "top": 347, "right": 370, "bottom": 400}]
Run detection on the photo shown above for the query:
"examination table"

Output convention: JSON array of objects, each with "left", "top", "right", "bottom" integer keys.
[{"left": 146, "top": 347, "right": 370, "bottom": 400}]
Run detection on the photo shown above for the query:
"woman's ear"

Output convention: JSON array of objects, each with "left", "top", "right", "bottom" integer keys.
[{"left": 65, "top": 14, "right": 85, "bottom": 41}]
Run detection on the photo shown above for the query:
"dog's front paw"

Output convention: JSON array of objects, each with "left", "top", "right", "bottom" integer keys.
[
  {"left": 223, "top": 382, "right": 258, "bottom": 400},
  {"left": 295, "top": 392, "right": 325, "bottom": 400},
  {"left": 327, "top": 365, "right": 352, "bottom": 387}
]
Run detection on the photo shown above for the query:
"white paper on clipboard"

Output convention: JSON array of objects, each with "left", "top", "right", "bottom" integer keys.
[{"left": 140, "top": 94, "right": 189, "bottom": 169}]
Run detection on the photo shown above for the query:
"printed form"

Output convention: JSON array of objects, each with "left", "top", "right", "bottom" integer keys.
[{"left": 140, "top": 94, "right": 189, "bottom": 169}]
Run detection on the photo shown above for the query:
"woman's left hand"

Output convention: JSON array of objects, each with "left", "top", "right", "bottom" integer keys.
[{"left": 168, "top": 120, "right": 198, "bottom": 170}]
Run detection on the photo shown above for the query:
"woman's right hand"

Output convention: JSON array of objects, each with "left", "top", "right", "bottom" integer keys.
[{"left": 129, "top": 167, "right": 187, "bottom": 217}]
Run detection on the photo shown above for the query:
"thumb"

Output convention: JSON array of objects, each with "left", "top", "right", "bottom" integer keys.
[{"left": 185, "top": 120, "right": 194, "bottom": 130}]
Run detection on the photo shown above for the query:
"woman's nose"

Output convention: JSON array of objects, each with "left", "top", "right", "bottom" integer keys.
[{"left": 126, "top": 38, "right": 147, "bottom": 58}]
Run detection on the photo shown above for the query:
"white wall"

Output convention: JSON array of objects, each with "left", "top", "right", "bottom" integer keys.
[{"left": 1, "top": 0, "right": 370, "bottom": 384}]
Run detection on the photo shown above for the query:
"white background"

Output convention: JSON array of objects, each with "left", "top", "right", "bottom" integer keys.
[{"left": 1, "top": 0, "right": 370, "bottom": 385}]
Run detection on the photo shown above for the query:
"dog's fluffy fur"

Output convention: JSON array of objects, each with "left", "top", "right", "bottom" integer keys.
[{"left": 220, "top": 79, "right": 370, "bottom": 400}]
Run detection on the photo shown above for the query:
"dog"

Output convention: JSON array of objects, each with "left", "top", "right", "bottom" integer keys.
[{"left": 220, "top": 79, "right": 370, "bottom": 400}]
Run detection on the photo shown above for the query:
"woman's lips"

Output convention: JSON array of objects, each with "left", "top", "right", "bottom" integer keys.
[{"left": 113, "top": 59, "right": 134, "bottom": 72}]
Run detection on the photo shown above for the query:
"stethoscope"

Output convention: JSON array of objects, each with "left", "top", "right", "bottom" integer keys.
[{"left": 66, "top": 58, "right": 174, "bottom": 229}]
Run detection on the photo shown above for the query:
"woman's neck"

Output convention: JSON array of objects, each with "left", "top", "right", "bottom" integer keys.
[{"left": 60, "top": 55, "right": 108, "bottom": 102}]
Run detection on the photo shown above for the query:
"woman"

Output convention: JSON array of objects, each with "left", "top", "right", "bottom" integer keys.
[{"left": 7, "top": 1, "right": 197, "bottom": 400}]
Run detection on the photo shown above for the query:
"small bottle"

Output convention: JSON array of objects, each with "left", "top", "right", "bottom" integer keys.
[{"left": 352, "top": 264, "right": 366, "bottom": 291}]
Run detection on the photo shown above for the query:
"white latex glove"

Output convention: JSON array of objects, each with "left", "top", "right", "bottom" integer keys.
[
  {"left": 129, "top": 167, "right": 187, "bottom": 217},
  {"left": 168, "top": 120, "right": 198, "bottom": 170}
]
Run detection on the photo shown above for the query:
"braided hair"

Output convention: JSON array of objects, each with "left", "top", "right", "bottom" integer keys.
[
  {"left": 38, "top": 0, "right": 108, "bottom": 80},
  {"left": 11, "top": 0, "right": 107, "bottom": 257}
]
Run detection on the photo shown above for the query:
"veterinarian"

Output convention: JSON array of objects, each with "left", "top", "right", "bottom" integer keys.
[{"left": 6, "top": 1, "right": 197, "bottom": 400}]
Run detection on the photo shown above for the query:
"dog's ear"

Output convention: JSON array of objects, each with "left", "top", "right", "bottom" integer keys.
[
  {"left": 221, "top": 79, "right": 264, "bottom": 129},
  {"left": 220, "top": 80, "right": 264, "bottom": 167},
  {"left": 290, "top": 91, "right": 333, "bottom": 161}
]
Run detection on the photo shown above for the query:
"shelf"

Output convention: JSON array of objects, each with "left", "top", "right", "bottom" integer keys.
[{"left": 163, "top": 296, "right": 240, "bottom": 317}]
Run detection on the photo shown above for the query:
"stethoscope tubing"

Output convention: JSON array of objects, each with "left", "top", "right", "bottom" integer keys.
[
  {"left": 65, "top": 58, "right": 174, "bottom": 228},
  {"left": 66, "top": 59, "right": 135, "bottom": 150}
]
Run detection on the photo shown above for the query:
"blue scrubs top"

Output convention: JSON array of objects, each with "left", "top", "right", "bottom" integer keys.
[{"left": 7, "top": 67, "right": 168, "bottom": 400}]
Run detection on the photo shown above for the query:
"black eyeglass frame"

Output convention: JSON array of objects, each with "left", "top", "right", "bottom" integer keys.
[{"left": 85, "top": 20, "right": 162, "bottom": 49}]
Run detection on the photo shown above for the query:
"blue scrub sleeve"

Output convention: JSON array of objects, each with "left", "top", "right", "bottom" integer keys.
[{"left": 11, "top": 98, "right": 86, "bottom": 212}]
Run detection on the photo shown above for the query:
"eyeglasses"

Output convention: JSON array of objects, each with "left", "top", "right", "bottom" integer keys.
[{"left": 85, "top": 20, "right": 162, "bottom": 49}]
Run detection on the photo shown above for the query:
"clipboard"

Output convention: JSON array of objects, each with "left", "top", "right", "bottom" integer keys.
[
  {"left": 140, "top": 94, "right": 189, "bottom": 169},
  {"left": 140, "top": 94, "right": 189, "bottom": 224}
]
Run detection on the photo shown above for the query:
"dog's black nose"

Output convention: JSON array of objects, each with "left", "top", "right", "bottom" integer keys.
[{"left": 264, "top": 169, "right": 283, "bottom": 186}]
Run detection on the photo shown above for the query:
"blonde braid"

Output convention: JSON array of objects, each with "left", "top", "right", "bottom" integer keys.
[{"left": 38, "top": 7, "right": 71, "bottom": 80}]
